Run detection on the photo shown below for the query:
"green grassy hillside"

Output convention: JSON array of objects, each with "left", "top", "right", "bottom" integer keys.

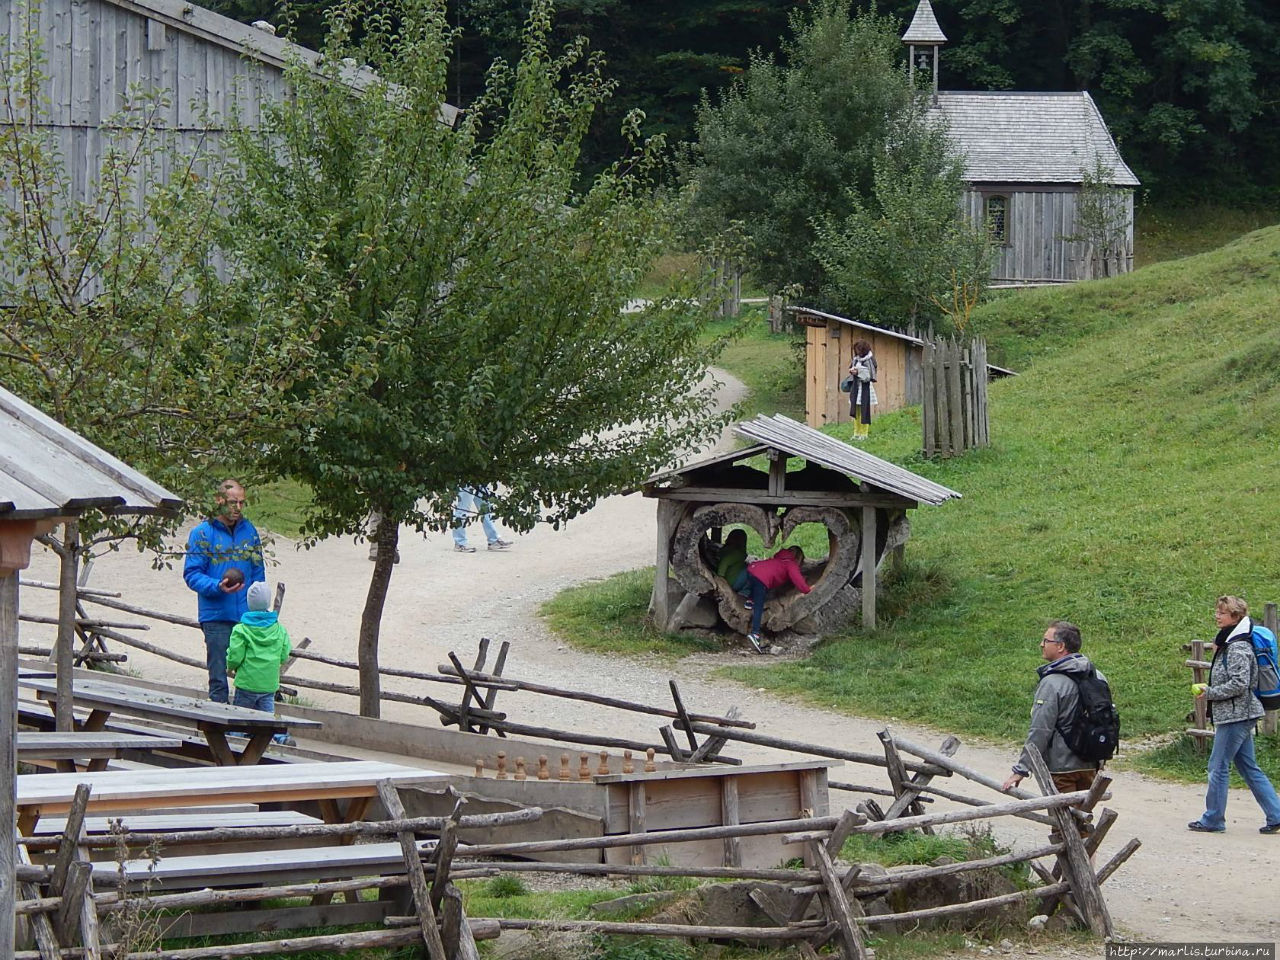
[
  {"left": 546, "top": 224, "right": 1280, "bottom": 772},
  {"left": 725, "top": 224, "right": 1280, "bottom": 749}
]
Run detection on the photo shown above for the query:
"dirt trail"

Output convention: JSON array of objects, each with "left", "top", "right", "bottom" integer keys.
[{"left": 17, "top": 368, "right": 1280, "bottom": 948}]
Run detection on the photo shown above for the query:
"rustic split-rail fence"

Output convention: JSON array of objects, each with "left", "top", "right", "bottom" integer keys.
[
  {"left": 13, "top": 735, "right": 1136, "bottom": 959},
  {"left": 14, "top": 580, "right": 1139, "bottom": 958}
]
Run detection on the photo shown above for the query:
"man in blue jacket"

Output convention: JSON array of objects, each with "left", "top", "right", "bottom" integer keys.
[{"left": 183, "top": 479, "right": 265, "bottom": 702}]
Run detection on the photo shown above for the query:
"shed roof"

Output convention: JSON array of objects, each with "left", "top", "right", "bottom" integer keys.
[
  {"left": 789, "top": 308, "right": 924, "bottom": 346},
  {"left": 646, "top": 415, "right": 960, "bottom": 507},
  {"left": 0, "top": 387, "right": 182, "bottom": 520},
  {"left": 902, "top": 0, "right": 948, "bottom": 43},
  {"left": 736, "top": 415, "right": 960, "bottom": 505},
  {"left": 933, "top": 91, "right": 1139, "bottom": 186},
  {"left": 100, "top": 0, "right": 460, "bottom": 125}
]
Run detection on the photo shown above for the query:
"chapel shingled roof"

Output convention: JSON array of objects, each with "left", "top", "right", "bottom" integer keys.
[{"left": 932, "top": 90, "right": 1140, "bottom": 186}]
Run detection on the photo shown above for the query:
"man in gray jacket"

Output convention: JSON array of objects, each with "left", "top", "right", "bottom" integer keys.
[{"left": 1002, "top": 620, "right": 1102, "bottom": 794}]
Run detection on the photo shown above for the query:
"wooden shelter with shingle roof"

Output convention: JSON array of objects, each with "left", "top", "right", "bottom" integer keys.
[
  {"left": 907, "top": 0, "right": 1139, "bottom": 283},
  {"left": 641, "top": 415, "right": 959, "bottom": 647}
]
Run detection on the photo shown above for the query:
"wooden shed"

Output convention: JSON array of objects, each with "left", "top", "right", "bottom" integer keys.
[
  {"left": 793, "top": 307, "right": 924, "bottom": 430},
  {"left": 904, "top": 0, "right": 1140, "bottom": 283}
]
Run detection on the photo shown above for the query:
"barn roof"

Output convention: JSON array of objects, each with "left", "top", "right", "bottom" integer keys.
[
  {"left": 99, "top": 0, "right": 460, "bottom": 125},
  {"left": 0, "top": 387, "right": 182, "bottom": 520},
  {"left": 645, "top": 415, "right": 960, "bottom": 507},
  {"left": 902, "top": 0, "right": 948, "bottom": 43},
  {"left": 933, "top": 91, "right": 1139, "bottom": 186},
  {"left": 789, "top": 308, "right": 925, "bottom": 346}
]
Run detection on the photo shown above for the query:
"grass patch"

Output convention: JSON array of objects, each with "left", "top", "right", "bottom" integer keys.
[
  {"left": 704, "top": 308, "right": 806, "bottom": 421},
  {"left": 1132, "top": 732, "right": 1280, "bottom": 785},
  {"left": 544, "top": 224, "right": 1280, "bottom": 781},
  {"left": 249, "top": 478, "right": 313, "bottom": 540},
  {"left": 1135, "top": 202, "right": 1280, "bottom": 268},
  {"left": 539, "top": 568, "right": 719, "bottom": 657}
]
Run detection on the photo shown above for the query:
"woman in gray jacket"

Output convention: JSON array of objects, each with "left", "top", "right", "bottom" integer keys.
[{"left": 1188, "top": 595, "right": 1280, "bottom": 833}]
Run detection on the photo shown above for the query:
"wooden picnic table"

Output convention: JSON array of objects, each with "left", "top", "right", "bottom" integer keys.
[
  {"left": 15, "top": 759, "right": 441, "bottom": 834},
  {"left": 16, "top": 731, "right": 184, "bottom": 772},
  {"left": 19, "top": 675, "right": 321, "bottom": 767}
]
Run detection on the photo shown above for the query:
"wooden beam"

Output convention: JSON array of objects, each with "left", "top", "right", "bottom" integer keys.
[{"left": 647, "top": 487, "right": 916, "bottom": 509}]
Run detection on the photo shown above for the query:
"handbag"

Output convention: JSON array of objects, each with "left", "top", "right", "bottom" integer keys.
[{"left": 840, "top": 374, "right": 854, "bottom": 393}]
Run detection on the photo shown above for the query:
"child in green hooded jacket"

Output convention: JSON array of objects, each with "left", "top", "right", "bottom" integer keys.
[{"left": 227, "top": 581, "right": 293, "bottom": 744}]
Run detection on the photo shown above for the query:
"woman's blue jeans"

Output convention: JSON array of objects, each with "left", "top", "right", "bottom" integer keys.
[{"left": 1200, "top": 719, "right": 1280, "bottom": 829}]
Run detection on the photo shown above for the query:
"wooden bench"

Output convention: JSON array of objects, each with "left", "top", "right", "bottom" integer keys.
[
  {"left": 17, "top": 731, "right": 184, "bottom": 772},
  {"left": 16, "top": 759, "right": 443, "bottom": 833},
  {"left": 93, "top": 835, "right": 421, "bottom": 938},
  {"left": 95, "top": 839, "right": 414, "bottom": 889},
  {"left": 20, "top": 675, "right": 322, "bottom": 766}
]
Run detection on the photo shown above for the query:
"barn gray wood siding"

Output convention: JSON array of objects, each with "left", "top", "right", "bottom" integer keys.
[{"left": 2, "top": 0, "right": 286, "bottom": 207}]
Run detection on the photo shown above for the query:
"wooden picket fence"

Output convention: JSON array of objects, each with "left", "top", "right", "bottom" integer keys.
[{"left": 921, "top": 336, "right": 989, "bottom": 458}]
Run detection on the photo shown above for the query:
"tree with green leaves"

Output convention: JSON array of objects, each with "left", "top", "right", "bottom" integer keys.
[
  {"left": 215, "top": 0, "right": 729, "bottom": 714},
  {"left": 683, "top": 0, "right": 939, "bottom": 305},
  {"left": 0, "top": 0, "right": 246, "bottom": 555},
  {"left": 814, "top": 108, "right": 992, "bottom": 329}
]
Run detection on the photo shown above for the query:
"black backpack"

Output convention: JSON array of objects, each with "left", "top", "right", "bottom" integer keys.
[{"left": 1059, "top": 668, "right": 1120, "bottom": 763}]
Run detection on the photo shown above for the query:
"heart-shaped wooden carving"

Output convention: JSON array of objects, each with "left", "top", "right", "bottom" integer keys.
[{"left": 668, "top": 502, "right": 862, "bottom": 635}]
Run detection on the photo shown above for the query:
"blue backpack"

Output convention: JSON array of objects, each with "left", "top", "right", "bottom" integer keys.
[{"left": 1248, "top": 624, "right": 1280, "bottom": 711}]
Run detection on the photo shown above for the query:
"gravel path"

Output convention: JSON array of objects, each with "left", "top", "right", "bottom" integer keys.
[{"left": 17, "top": 366, "right": 1280, "bottom": 950}]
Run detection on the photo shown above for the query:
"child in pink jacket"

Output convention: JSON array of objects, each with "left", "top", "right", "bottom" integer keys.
[{"left": 744, "top": 547, "right": 810, "bottom": 652}]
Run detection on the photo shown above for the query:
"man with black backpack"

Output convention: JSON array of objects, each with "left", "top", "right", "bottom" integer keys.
[{"left": 1002, "top": 620, "right": 1118, "bottom": 795}]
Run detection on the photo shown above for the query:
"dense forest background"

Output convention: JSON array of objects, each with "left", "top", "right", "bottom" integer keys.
[{"left": 211, "top": 0, "right": 1280, "bottom": 203}]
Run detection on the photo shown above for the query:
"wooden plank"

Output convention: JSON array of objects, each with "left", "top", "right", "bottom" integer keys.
[
  {"left": 51, "top": 783, "right": 91, "bottom": 893},
  {"left": 629, "top": 782, "right": 646, "bottom": 866},
  {"left": 651, "top": 488, "right": 917, "bottom": 509},
  {"left": 668, "top": 681, "right": 700, "bottom": 754},
  {"left": 17, "top": 732, "right": 183, "bottom": 761},
  {"left": 16, "top": 761, "right": 439, "bottom": 821},
  {"left": 721, "top": 779, "right": 741, "bottom": 867},
  {"left": 813, "top": 842, "right": 868, "bottom": 960}
]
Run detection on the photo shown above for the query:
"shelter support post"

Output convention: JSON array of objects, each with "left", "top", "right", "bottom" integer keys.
[
  {"left": 1, "top": 571, "right": 18, "bottom": 956},
  {"left": 56, "top": 521, "right": 79, "bottom": 732},
  {"left": 651, "top": 500, "right": 682, "bottom": 632},
  {"left": 861, "top": 507, "right": 876, "bottom": 629}
]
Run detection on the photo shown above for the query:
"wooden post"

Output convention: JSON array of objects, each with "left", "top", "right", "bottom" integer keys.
[
  {"left": 922, "top": 339, "right": 935, "bottom": 457},
  {"left": 376, "top": 781, "right": 447, "bottom": 960},
  {"left": 1, "top": 572, "right": 19, "bottom": 958},
  {"left": 651, "top": 500, "right": 681, "bottom": 632},
  {"left": 721, "top": 778, "right": 741, "bottom": 867},
  {"left": 946, "top": 339, "right": 964, "bottom": 458},
  {"left": 56, "top": 521, "right": 79, "bottom": 732},
  {"left": 1022, "top": 746, "right": 1113, "bottom": 938},
  {"left": 861, "top": 507, "right": 877, "bottom": 629},
  {"left": 1265, "top": 603, "right": 1279, "bottom": 736}
]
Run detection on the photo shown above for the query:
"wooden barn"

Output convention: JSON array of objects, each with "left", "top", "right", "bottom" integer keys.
[
  {"left": 903, "top": 0, "right": 1140, "bottom": 283},
  {"left": 793, "top": 307, "right": 924, "bottom": 430},
  {"left": 0, "top": 0, "right": 455, "bottom": 238}
]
